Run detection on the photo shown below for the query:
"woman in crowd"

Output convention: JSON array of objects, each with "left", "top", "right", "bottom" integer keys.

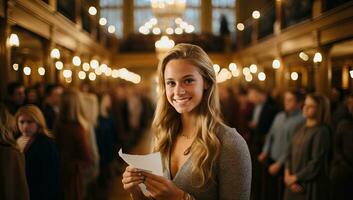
[
  {"left": 0, "top": 104, "right": 29, "bottom": 200},
  {"left": 55, "top": 89, "right": 93, "bottom": 200},
  {"left": 122, "top": 43, "right": 252, "bottom": 199},
  {"left": 284, "top": 94, "right": 331, "bottom": 200},
  {"left": 15, "top": 105, "right": 59, "bottom": 200}
]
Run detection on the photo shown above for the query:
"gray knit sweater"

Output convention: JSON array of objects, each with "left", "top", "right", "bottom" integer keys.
[{"left": 164, "top": 124, "right": 252, "bottom": 200}]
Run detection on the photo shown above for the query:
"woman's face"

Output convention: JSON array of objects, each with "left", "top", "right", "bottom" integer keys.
[
  {"left": 17, "top": 114, "right": 38, "bottom": 137},
  {"left": 164, "top": 59, "right": 206, "bottom": 114},
  {"left": 303, "top": 97, "right": 317, "bottom": 119},
  {"left": 284, "top": 92, "right": 298, "bottom": 113}
]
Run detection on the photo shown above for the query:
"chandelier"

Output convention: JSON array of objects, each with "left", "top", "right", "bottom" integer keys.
[
  {"left": 151, "top": 0, "right": 186, "bottom": 19},
  {"left": 146, "top": 0, "right": 194, "bottom": 59}
]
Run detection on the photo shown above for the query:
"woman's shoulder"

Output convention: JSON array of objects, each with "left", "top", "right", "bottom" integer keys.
[{"left": 216, "top": 124, "right": 249, "bottom": 153}]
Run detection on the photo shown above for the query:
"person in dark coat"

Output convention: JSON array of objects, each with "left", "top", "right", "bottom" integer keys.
[
  {"left": 284, "top": 94, "right": 331, "bottom": 200},
  {"left": 4, "top": 82, "right": 25, "bottom": 115},
  {"left": 330, "top": 93, "right": 353, "bottom": 200},
  {"left": 15, "top": 105, "right": 59, "bottom": 200},
  {"left": 55, "top": 89, "right": 93, "bottom": 200},
  {"left": 247, "top": 84, "right": 279, "bottom": 200},
  {"left": 42, "top": 84, "right": 63, "bottom": 130},
  {"left": 0, "top": 104, "right": 29, "bottom": 200}
]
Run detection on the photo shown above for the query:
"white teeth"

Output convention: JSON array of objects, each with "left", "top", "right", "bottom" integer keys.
[{"left": 174, "top": 98, "right": 190, "bottom": 103}]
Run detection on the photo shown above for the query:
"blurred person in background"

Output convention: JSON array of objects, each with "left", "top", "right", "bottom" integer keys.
[
  {"left": 258, "top": 90, "right": 305, "bottom": 200},
  {"left": 24, "top": 86, "right": 40, "bottom": 107},
  {"left": 95, "top": 93, "right": 117, "bottom": 199},
  {"left": 55, "top": 89, "right": 93, "bottom": 200},
  {"left": 0, "top": 104, "right": 29, "bottom": 200},
  {"left": 284, "top": 94, "right": 331, "bottom": 200},
  {"left": 330, "top": 93, "right": 353, "bottom": 200},
  {"left": 5, "top": 82, "right": 25, "bottom": 115},
  {"left": 15, "top": 105, "right": 59, "bottom": 200},
  {"left": 219, "top": 85, "right": 239, "bottom": 129},
  {"left": 42, "top": 84, "right": 63, "bottom": 130}
]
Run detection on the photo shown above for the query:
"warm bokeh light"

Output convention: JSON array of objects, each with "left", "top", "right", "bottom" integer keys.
[
  {"left": 108, "top": 25, "right": 116, "bottom": 33},
  {"left": 88, "top": 6, "right": 97, "bottom": 15},
  {"left": 229, "top": 63, "right": 237, "bottom": 71},
  {"left": 313, "top": 52, "right": 322, "bottom": 63},
  {"left": 13, "top": 63, "right": 19, "bottom": 71},
  {"left": 272, "top": 59, "right": 280, "bottom": 69},
  {"left": 38, "top": 67, "right": 45, "bottom": 76},
  {"left": 89, "top": 72, "right": 96, "bottom": 81},
  {"left": 50, "top": 48, "right": 60, "bottom": 59},
  {"left": 90, "top": 59, "right": 99, "bottom": 69},
  {"left": 237, "top": 23, "right": 245, "bottom": 31},
  {"left": 245, "top": 74, "right": 253, "bottom": 82},
  {"left": 55, "top": 61, "right": 63, "bottom": 70},
  {"left": 252, "top": 10, "right": 261, "bottom": 19},
  {"left": 63, "top": 69, "right": 72, "bottom": 78},
  {"left": 213, "top": 64, "right": 220, "bottom": 74},
  {"left": 291, "top": 72, "right": 299, "bottom": 80},
  {"left": 82, "top": 62, "right": 90, "bottom": 71},
  {"left": 72, "top": 56, "right": 81, "bottom": 66},
  {"left": 299, "top": 52, "right": 309, "bottom": 61},
  {"left": 258, "top": 72, "right": 266, "bottom": 81},
  {"left": 23, "top": 66, "right": 31, "bottom": 76},
  {"left": 99, "top": 18, "right": 107, "bottom": 26},
  {"left": 250, "top": 64, "right": 257, "bottom": 73},
  {"left": 9, "top": 33, "right": 20, "bottom": 47},
  {"left": 78, "top": 71, "right": 86, "bottom": 80}
]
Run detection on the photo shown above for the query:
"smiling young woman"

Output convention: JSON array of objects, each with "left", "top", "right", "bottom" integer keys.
[{"left": 122, "top": 43, "right": 252, "bottom": 200}]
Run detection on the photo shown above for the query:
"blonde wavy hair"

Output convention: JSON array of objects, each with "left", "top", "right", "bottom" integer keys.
[
  {"left": 153, "top": 43, "right": 223, "bottom": 187},
  {"left": 57, "top": 89, "right": 89, "bottom": 131},
  {"left": 0, "top": 104, "right": 17, "bottom": 147},
  {"left": 15, "top": 105, "right": 52, "bottom": 138}
]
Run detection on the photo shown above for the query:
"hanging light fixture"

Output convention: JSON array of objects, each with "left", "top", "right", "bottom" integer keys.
[
  {"left": 51, "top": 48, "right": 60, "bottom": 59},
  {"left": 313, "top": 52, "right": 322, "bottom": 63},
  {"left": 155, "top": 36, "right": 175, "bottom": 60},
  {"left": 9, "top": 33, "right": 20, "bottom": 47}
]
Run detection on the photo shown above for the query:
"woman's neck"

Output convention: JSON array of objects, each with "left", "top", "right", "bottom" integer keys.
[
  {"left": 306, "top": 118, "right": 317, "bottom": 127},
  {"left": 181, "top": 114, "right": 197, "bottom": 138}
]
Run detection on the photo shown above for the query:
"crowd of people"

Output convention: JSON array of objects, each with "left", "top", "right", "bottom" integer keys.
[
  {"left": 0, "top": 77, "right": 352, "bottom": 200},
  {"left": 0, "top": 81, "right": 154, "bottom": 200},
  {"left": 219, "top": 84, "right": 353, "bottom": 200}
]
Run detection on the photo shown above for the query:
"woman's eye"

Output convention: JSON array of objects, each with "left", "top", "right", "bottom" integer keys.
[
  {"left": 166, "top": 81, "right": 175, "bottom": 87},
  {"left": 184, "top": 79, "right": 194, "bottom": 84}
]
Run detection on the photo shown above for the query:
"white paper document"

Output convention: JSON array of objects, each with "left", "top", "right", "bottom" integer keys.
[{"left": 118, "top": 149, "right": 163, "bottom": 196}]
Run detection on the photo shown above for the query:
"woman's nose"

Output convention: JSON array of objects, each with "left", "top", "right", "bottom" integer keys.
[{"left": 175, "top": 84, "right": 186, "bottom": 95}]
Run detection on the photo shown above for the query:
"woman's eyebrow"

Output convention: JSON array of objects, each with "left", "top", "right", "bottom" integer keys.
[{"left": 165, "top": 74, "right": 195, "bottom": 81}]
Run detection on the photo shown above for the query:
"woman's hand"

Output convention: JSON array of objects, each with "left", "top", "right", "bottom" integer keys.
[
  {"left": 268, "top": 162, "right": 281, "bottom": 175},
  {"left": 284, "top": 172, "right": 297, "bottom": 186},
  {"left": 122, "top": 166, "right": 145, "bottom": 195},
  {"left": 141, "top": 171, "right": 185, "bottom": 200},
  {"left": 290, "top": 183, "right": 303, "bottom": 193}
]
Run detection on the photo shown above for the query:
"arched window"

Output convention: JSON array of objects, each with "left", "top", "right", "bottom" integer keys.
[
  {"left": 134, "top": 0, "right": 200, "bottom": 33},
  {"left": 183, "top": 0, "right": 201, "bottom": 33},
  {"left": 100, "top": 0, "right": 123, "bottom": 37},
  {"left": 134, "top": 0, "right": 154, "bottom": 32},
  {"left": 212, "top": 0, "right": 236, "bottom": 35}
]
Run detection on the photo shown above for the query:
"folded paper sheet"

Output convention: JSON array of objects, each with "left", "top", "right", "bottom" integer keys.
[{"left": 118, "top": 149, "right": 163, "bottom": 196}]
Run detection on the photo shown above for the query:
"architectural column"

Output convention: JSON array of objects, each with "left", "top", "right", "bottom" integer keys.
[
  {"left": 42, "top": 28, "right": 55, "bottom": 84},
  {"left": 275, "top": 55, "right": 286, "bottom": 92},
  {"left": 74, "top": 0, "right": 82, "bottom": 29},
  {"left": 123, "top": 0, "right": 134, "bottom": 38},
  {"left": 0, "top": 0, "right": 10, "bottom": 101},
  {"left": 48, "top": 0, "right": 57, "bottom": 11},
  {"left": 201, "top": 0, "right": 212, "bottom": 33},
  {"left": 314, "top": 45, "right": 332, "bottom": 96},
  {"left": 274, "top": 0, "right": 282, "bottom": 34},
  {"left": 313, "top": 0, "right": 324, "bottom": 18}
]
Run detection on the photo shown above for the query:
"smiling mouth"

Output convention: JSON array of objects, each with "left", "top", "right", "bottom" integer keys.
[{"left": 173, "top": 97, "right": 192, "bottom": 104}]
